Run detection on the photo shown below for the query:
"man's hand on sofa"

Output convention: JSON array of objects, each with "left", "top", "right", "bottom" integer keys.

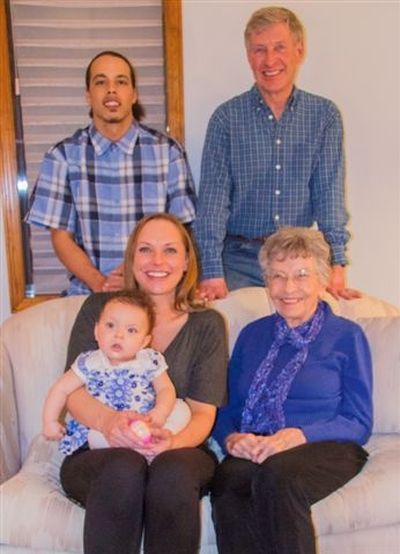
[
  {"left": 327, "top": 265, "right": 362, "bottom": 300},
  {"left": 198, "top": 278, "right": 229, "bottom": 301}
]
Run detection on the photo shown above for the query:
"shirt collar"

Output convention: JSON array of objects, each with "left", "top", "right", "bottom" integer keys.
[
  {"left": 89, "top": 123, "right": 139, "bottom": 156},
  {"left": 251, "top": 84, "right": 300, "bottom": 114}
]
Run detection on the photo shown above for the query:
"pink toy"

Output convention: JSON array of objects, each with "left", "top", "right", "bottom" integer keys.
[{"left": 130, "top": 420, "right": 152, "bottom": 444}]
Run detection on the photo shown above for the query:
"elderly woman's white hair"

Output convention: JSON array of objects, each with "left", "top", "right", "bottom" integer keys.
[{"left": 258, "top": 227, "right": 331, "bottom": 286}]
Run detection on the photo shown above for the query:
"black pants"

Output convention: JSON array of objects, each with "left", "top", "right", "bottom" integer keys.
[
  {"left": 211, "top": 441, "right": 368, "bottom": 554},
  {"left": 60, "top": 445, "right": 217, "bottom": 554}
]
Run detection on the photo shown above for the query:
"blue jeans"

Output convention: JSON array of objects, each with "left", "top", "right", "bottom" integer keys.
[{"left": 222, "top": 236, "right": 264, "bottom": 291}]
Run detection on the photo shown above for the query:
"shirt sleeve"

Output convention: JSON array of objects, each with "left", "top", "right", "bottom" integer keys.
[
  {"left": 309, "top": 103, "right": 350, "bottom": 265},
  {"left": 70, "top": 351, "right": 97, "bottom": 384},
  {"left": 26, "top": 147, "right": 77, "bottom": 232},
  {"left": 300, "top": 325, "right": 373, "bottom": 445},
  {"left": 192, "top": 108, "right": 232, "bottom": 279},
  {"left": 138, "top": 348, "right": 169, "bottom": 379},
  {"left": 166, "top": 140, "right": 197, "bottom": 224}
]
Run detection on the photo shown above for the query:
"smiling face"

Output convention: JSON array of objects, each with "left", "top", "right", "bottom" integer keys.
[
  {"left": 94, "top": 300, "right": 151, "bottom": 365},
  {"left": 246, "top": 21, "right": 304, "bottom": 105},
  {"left": 267, "top": 255, "right": 324, "bottom": 328},
  {"left": 132, "top": 219, "right": 189, "bottom": 302},
  {"left": 86, "top": 54, "right": 137, "bottom": 135}
]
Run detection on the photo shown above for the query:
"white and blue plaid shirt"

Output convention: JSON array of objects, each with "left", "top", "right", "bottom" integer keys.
[
  {"left": 193, "top": 86, "right": 349, "bottom": 279},
  {"left": 27, "top": 123, "right": 196, "bottom": 294}
]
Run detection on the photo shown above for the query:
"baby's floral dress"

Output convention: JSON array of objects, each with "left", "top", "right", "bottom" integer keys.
[{"left": 59, "top": 348, "right": 168, "bottom": 455}]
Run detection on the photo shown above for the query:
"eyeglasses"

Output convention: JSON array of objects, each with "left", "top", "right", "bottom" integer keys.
[{"left": 267, "top": 268, "right": 314, "bottom": 285}]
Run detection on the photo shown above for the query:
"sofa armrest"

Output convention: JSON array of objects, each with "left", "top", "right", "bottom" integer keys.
[{"left": 0, "top": 339, "right": 21, "bottom": 483}]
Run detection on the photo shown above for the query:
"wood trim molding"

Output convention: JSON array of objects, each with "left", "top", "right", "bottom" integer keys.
[
  {"left": 0, "top": 1, "right": 27, "bottom": 312},
  {"left": 163, "top": 0, "right": 184, "bottom": 143},
  {"left": 1, "top": 0, "right": 185, "bottom": 312}
]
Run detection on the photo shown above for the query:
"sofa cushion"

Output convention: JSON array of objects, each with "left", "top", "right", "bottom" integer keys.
[
  {"left": 1, "top": 296, "right": 86, "bottom": 462},
  {"left": 0, "top": 436, "right": 84, "bottom": 552},
  {"left": 356, "top": 317, "right": 400, "bottom": 433},
  {"left": 312, "top": 434, "right": 400, "bottom": 535}
]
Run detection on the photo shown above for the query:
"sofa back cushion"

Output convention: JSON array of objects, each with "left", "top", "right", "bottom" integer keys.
[
  {"left": 356, "top": 317, "right": 400, "bottom": 434},
  {"left": 1, "top": 296, "right": 86, "bottom": 460}
]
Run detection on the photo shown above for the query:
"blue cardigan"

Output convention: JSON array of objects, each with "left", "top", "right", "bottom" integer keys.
[{"left": 213, "top": 303, "right": 373, "bottom": 452}]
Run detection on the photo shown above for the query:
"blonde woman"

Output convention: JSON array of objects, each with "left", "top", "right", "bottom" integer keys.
[{"left": 60, "top": 214, "right": 228, "bottom": 554}]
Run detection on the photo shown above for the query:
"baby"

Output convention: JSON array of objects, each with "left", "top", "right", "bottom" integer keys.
[{"left": 42, "top": 290, "right": 190, "bottom": 455}]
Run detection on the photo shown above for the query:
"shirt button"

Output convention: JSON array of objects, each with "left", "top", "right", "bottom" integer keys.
[
  {"left": 275, "top": 190, "right": 281, "bottom": 195},
  {"left": 276, "top": 139, "right": 282, "bottom": 145},
  {"left": 274, "top": 214, "right": 280, "bottom": 221},
  {"left": 268, "top": 114, "right": 274, "bottom": 120},
  {"left": 275, "top": 164, "right": 281, "bottom": 170}
]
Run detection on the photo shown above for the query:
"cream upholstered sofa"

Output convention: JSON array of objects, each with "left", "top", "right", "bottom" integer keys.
[{"left": 1, "top": 287, "right": 399, "bottom": 554}]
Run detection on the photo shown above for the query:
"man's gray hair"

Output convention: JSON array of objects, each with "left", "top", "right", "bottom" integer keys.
[
  {"left": 244, "top": 6, "right": 305, "bottom": 48},
  {"left": 258, "top": 227, "right": 331, "bottom": 286}
]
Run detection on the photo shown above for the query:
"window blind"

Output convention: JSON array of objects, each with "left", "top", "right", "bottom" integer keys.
[{"left": 10, "top": 0, "right": 165, "bottom": 294}]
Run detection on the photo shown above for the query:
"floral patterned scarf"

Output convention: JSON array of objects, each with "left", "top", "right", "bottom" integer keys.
[{"left": 240, "top": 301, "right": 325, "bottom": 434}]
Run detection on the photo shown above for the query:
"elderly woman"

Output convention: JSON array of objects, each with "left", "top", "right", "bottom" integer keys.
[{"left": 211, "top": 227, "right": 373, "bottom": 554}]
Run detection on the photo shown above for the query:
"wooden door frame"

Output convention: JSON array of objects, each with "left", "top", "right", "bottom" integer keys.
[{"left": 0, "top": 0, "right": 185, "bottom": 312}]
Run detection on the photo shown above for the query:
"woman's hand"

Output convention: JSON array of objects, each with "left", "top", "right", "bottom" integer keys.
[
  {"left": 142, "top": 427, "right": 175, "bottom": 462},
  {"left": 225, "top": 432, "right": 260, "bottom": 461},
  {"left": 226, "top": 428, "right": 306, "bottom": 464},
  {"left": 103, "top": 410, "right": 152, "bottom": 449},
  {"left": 137, "top": 398, "right": 215, "bottom": 462},
  {"left": 251, "top": 428, "right": 306, "bottom": 464}
]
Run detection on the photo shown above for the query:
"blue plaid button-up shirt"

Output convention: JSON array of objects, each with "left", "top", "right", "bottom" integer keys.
[
  {"left": 27, "top": 123, "right": 196, "bottom": 294},
  {"left": 193, "top": 86, "right": 349, "bottom": 280}
]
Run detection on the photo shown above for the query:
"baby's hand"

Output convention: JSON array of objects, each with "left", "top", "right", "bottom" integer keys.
[{"left": 43, "top": 421, "right": 65, "bottom": 440}]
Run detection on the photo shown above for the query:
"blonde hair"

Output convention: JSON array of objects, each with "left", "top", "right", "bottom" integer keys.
[
  {"left": 123, "top": 213, "right": 202, "bottom": 312},
  {"left": 244, "top": 6, "right": 305, "bottom": 48},
  {"left": 259, "top": 227, "right": 331, "bottom": 286}
]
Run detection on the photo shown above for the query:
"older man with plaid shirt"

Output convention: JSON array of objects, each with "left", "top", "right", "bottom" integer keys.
[{"left": 193, "top": 6, "right": 360, "bottom": 302}]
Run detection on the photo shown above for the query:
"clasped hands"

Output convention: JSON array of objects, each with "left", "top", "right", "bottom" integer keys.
[
  {"left": 103, "top": 410, "right": 174, "bottom": 462},
  {"left": 225, "top": 427, "right": 306, "bottom": 464}
]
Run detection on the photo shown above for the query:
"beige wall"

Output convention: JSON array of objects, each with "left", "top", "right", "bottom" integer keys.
[{"left": 183, "top": 0, "right": 400, "bottom": 307}]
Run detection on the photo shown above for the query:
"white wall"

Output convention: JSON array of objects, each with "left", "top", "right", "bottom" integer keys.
[{"left": 183, "top": 0, "right": 400, "bottom": 307}]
